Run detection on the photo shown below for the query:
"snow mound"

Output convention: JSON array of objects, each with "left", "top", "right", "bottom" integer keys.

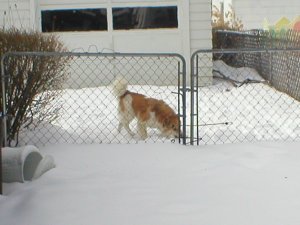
[
  {"left": 213, "top": 60, "right": 264, "bottom": 82},
  {"left": 2, "top": 145, "right": 55, "bottom": 183}
]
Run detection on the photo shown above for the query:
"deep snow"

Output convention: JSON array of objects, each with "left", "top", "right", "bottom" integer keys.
[
  {"left": 1, "top": 60, "right": 300, "bottom": 225},
  {"left": 16, "top": 60, "right": 300, "bottom": 146},
  {"left": 1, "top": 141, "right": 300, "bottom": 225}
]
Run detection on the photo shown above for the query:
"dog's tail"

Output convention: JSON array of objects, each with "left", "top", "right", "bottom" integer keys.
[{"left": 112, "top": 77, "right": 128, "bottom": 97}]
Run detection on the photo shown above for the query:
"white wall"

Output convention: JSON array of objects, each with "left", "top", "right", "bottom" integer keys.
[
  {"left": 38, "top": 1, "right": 187, "bottom": 54},
  {"left": 0, "top": 0, "right": 212, "bottom": 56},
  {"left": 189, "top": 0, "right": 212, "bottom": 85},
  {"left": 189, "top": 0, "right": 212, "bottom": 53},
  {"left": 0, "top": 0, "right": 37, "bottom": 30},
  {"left": 37, "top": 0, "right": 213, "bottom": 87},
  {"left": 232, "top": 0, "right": 300, "bottom": 30},
  {"left": 0, "top": 0, "right": 213, "bottom": 87}
]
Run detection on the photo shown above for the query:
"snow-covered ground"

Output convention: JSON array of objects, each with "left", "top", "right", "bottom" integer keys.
[
  {"left": 16, "top": 60, "right": 300, "bottom": 146},
  {"left": 18, "top": 85, "right": 179, "bottom": 146},
  {"left": 1, "top": 60, "right": 300, "bottom": 225},
  {"left": 198, "top": 63, "right": 300, "bottom": 144},
  {"left": 1, "top": 141, "right": 300, "bottom": 225}
]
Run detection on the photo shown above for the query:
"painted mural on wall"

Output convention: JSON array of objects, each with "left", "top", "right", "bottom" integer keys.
[{"left": 264, "top": 16, "right": 300, "bottom": 32}]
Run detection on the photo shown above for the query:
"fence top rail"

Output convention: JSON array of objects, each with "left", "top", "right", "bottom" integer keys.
[
  {"left": 1, "top": 51, "right": 186, "bottom": 61},
  {"left": 192, "top": 48, "right": 300, "bottom": 57},
  {"left": 215, "top": 29, "right": 260, "bottom": 37},
  {"left": 215, "top": 29, "right": 300, "bottom": 38},
  {"left": 1, "top": 51, "right": 186, "bottom": 80}
]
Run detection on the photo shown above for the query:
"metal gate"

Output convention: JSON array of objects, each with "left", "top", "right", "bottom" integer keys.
[
  {"left": 190, "top": 48, "right": 300, "bottom": 145},
  {"left": 3, "top": 49, "right": 300, "bottom": 147},
  {"left": 1, "top": 52, "right": 187, "bottom": 146}
]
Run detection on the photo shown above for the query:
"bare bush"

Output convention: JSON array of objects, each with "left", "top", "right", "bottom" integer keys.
[
  {"left": 212, "top": 4, "right": 244, "bottom": 49},
  {"left": 0, "top": 28, "right": 70, "bottom": 146}
]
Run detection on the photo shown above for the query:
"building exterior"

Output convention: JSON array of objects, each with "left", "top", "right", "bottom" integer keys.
[
  {"left": 0, "top": 0, "right": 213, "bottom": 87},
  {"left": 0, "top": 0, "right": 212, "bottom": 57}
]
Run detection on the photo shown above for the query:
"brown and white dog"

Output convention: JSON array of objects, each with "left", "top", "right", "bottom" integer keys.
[{"left": 112, "top": 77, "right": 180, "bottom": 140}]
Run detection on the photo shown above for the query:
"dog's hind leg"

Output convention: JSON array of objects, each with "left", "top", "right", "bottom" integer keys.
[
  {"left": 118, "top": 95, "right": 135, "bottom": 137},
  {"left": 137, "top": 122, "right": 148, "bottom": 140},
  {"left": 123, "top": 122, "right": 135, "bottom": 137},
  {"left": 119, "top": 116, "right": 134, "bottom": 137}
]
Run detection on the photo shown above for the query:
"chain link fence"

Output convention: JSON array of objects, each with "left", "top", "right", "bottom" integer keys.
[
  {"left": 214, "top": 30, "right": 300, "bottom": 49},
  {"left": 214, "top": 30, "right": 300, "bottom": 101},
  {"left": 190, "top": 49, "right": 300, "bottom": 145},
  {"left": 1, "top": 52, "right": 187, "bottom": 147},
  {"left": 2, "top": 49, "right": 300, "bottom": 147}
]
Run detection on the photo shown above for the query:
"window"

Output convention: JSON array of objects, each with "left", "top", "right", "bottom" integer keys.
[
  {"left": 41, "top": 8, "right": 107, "bottom": 32},
  {"left": 112, "top": 6, "right": 178, "bottom": 30}
]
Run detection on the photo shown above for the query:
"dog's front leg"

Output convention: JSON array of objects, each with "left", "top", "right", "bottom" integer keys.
[
  {"left": 118, "top": 116, "right": 135, "bottom": 137},
  {"left": 118, "top": 121, "right": 135, "bottom": 137},
  {"left": 123, "top": 123, "right": 135, "bottom": 137}
]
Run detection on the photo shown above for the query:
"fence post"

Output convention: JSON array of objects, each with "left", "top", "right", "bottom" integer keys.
[
  {"left": 0, "top": 116, "right": 2, "bottom": 195},
  {"left": 1, "top": 53, "right": 4, "bottom": 195}
]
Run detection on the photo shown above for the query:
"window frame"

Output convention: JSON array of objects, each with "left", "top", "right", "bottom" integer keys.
[
  {"left": 112, "top": 5, "right": 178, "bottom": 31},
  {"left": 41, "top": 8, "right": 108, "bottom": 33},
  {"left": 39, "top": 4, "right": 179, "bottom": 33}
]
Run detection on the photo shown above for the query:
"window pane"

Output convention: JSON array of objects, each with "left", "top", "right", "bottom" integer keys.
[
  {"left": 42, "top": 8, "right": 107, "bottom": 32},
  {"left": 113, "top": 6, "right": 178, "bottom": 30}
]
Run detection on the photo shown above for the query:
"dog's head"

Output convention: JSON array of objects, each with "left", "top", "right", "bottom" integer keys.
[{"left": 162, "top": 115, "right": 181, "bottom": 138}]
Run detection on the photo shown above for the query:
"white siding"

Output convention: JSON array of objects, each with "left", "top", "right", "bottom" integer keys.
[
  {"left": 1, "top": 0, "right": 213, "bottom": 53},
  {"left": 189, "top": 0, "right": 212, "bottom": 85},
  {"left": 38, "top": 0, "right": 212, "bottom": 54},
  {"left": 189, "top": 0, "right": 212, "bottom": 53},
  {"left": 232, "top": 0, "right": 300, "bottom": 29},
  {"left": 0, "top": 0, "right": 33, "bottom": 30},
  {"left": 0, "top": 0, "right": 213, "bottom": 86}
]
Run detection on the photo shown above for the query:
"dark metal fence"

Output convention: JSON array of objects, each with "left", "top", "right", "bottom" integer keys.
[
  {"left": 215, "top": 30, "right": 300, "bottom": 49},
  {"left": 1, "top": 52, "right": 187, "bottom": 147},
  {"left": 191, "top": 48, "right": 300, "bottom": 145},
  {"left": 214, "top": 30, "right": 300, "bottom": 101}
]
